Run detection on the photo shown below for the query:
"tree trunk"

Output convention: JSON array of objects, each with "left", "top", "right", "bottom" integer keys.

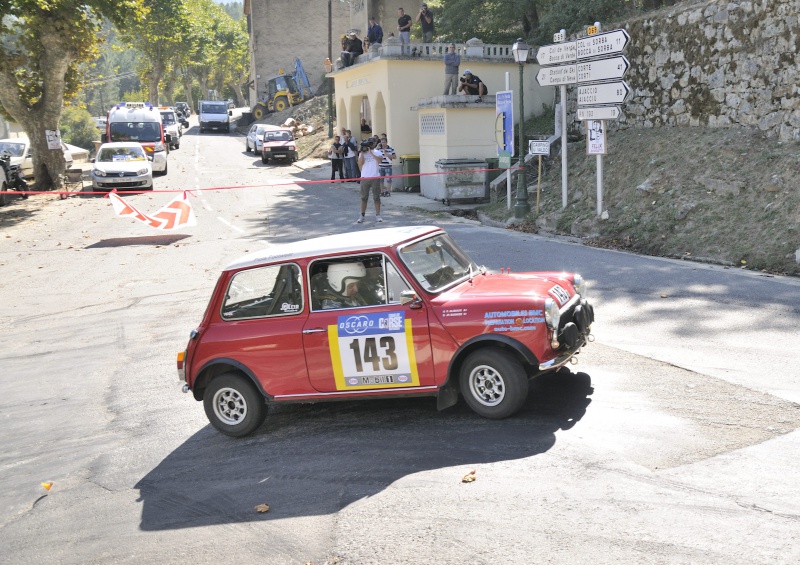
[
  {"left": 180, "top": 69, "right": 194, "bottom": 114},
  {"left": 0, "top": 33, "right": 72, "bottom": 190},
  {"left": 229, "top": 82, "right": 246, "bottom": 108},
  {"left": 147, "top": 72, "right": 161, "bottom": 106}
]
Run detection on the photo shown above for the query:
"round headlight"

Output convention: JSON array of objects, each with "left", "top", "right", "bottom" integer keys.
[
  {"left": 573, "top": 274, "right": 587, "bottom": 297},
  {"left": 544, "top": 298, "right": 561, "bottom": 331}
]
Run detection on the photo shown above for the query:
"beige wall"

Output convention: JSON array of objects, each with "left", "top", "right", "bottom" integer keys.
[{"left": 332, "top": 57, "right": 552, "bottom": 155}]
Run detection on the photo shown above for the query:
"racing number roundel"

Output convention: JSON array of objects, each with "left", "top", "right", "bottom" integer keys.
[{"left": 327, "top": 311, "right": 420, "bottom": 390}]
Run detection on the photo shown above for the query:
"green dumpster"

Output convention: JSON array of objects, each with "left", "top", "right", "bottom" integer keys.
[{"left": 400, "top": 154, "right": 420, "bottom": 192}]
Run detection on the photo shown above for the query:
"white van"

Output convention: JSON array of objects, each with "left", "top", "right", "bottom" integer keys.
[
  {"left": 198, "top": 100, "right": 231, "bottom": 133},
  {"left": 103, "top": 102, "right": 170, "bottom": 175}
]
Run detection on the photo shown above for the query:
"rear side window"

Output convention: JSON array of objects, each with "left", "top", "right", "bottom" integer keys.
[{"left": 221, "top": 264, "right": 303, "bottom": 320}]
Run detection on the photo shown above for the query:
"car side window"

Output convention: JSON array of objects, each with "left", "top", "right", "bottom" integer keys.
[
  {"left": 221, "top": 263, "right": 303, "bottom": 320},
  {"left": 309, "top": 255, "right": 387, "bottom": 311},
  {"left": 385, "top": 261, "right": 411, "bottom": 303}
]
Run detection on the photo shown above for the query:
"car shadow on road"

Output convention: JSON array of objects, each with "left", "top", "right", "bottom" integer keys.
[
  {"left": 87, "top": 234, "right": 191, "bottom": 248},
  {"left": 135, "top": 368, "right": 592, "bottom": 531}
]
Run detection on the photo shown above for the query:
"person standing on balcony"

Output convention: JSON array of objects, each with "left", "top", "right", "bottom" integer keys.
[
  {"left": 443, "top": 43, "right": 460, "bottom": 95},
  {"left": 397, "top": 8, "right": 412, "bottom": 44},
  {"left": 416, "top": 3, "right": 434, "bottom": 43},
  {"left": 367, "top": 16, "right": 383, "bottom": 46}
]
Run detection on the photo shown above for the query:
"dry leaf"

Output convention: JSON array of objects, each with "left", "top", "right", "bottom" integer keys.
[
  {"left": 461, "top": 470, "right": 476, "bottom": 483},
  {"left": 660, "top": 294, "right": 668, "bottom": 298},
  {"left": 254, "top": 503, "right": 270, "bottom": 513},
  {"left": 41, "top": 481, "right": 53, "bottom": 491}
]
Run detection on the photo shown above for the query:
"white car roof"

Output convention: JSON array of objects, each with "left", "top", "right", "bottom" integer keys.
[{"left": 225, "top": 226, "right": 442, "bottom": 271}]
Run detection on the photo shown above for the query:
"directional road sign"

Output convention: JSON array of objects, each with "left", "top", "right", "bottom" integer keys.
[
  {"left": 576, "top": 29, "right": 630, "bottom": 60},
  {"left": 528, "top": 140, "right": 551, "bottom": 155},
  {"left": 577, "top": 81, "right": 631, "bottom": 106},
  {"left": 576, "top": 106, "right": 621, "bottom": 121},
  {"left": 536, "top": 64, "right": 577, "bottom": 86},
  {"left": 535, "top": 41, "right": 577, "bottom": 66},
  {"left": 576, "top": 56, "right": 630, "bottom": 83}
]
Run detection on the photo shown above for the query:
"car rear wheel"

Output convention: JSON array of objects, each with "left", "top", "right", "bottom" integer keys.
[
  {"left": 203, "top": 373, "right": 267, "bottom": 437},
  {"left": 459, "top": 348, "right": 528, "bottom": 419}
]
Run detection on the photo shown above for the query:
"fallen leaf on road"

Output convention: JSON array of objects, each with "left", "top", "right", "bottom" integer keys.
[
  {"left": 41, "top": 481, "right": 53, "bottom": 491},
  {"left": 660, "top": 294, "right": 668, "bottom": 298},
  {"left": 461, "top": 470, "right": 476, "bottom": 483},
  {"left": 254, "top": 503, "right": 270, "bottom": 513}
]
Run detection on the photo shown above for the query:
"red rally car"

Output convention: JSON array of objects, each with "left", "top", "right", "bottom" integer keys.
[{"left": 177, "top": 226, "right": 595, "bottom": 437}]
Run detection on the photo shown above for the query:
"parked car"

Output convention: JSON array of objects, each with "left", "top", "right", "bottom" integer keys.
[
  {"left": 245, "top": 123, "right": 274, "bottom": 153},
  {"left": 158, "top": 108, "right": 182, "bottom": 150},
  {"left": 0, "top": 137, "right": 73, "bottom": 180},
  {"left": 261, "top": 128, "right": 298, "bottom": 164},
  {"left": 91, "top": 142, "right": 153, "bottom": 191},
  {"left": 176, "top": 226, "right": 595, "bottom": 437},
  {"left": 175, "top": 102, "right": 191, "bottom": 116}
]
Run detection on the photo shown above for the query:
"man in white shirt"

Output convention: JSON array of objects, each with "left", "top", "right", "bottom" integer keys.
[
  {"left": 356, "top": 139, "right": 384, "bottom": 223},
  {"left": 376, "top": 135, "right": 396, "bottom": 197}
]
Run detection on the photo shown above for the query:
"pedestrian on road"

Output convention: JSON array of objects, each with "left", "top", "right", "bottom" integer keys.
[
  {"left": 416, "top": 3, "right": 435, "bottom": 43},
  {"left": 330, "top": 135, "right": 345, "bottom": 181},
  {"left": 376, "top": 136, "right": 396, "bottom": 197},
  {"left": 343, "top": 130, "right": 360, "bottom": 180},
  {"left": 356, "top": 139, "right": 383, "bottom": 223},
  {"left": 443, "top": 43, "right": 460, "bottom": 95},
  {"left": 397, "top": 8, "right": 412, "bottom": 44}
]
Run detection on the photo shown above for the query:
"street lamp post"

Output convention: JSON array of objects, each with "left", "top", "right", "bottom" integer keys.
[
  {"left": 512, "top": 38, "right": 530, "bottom": 218},
  {"left": 327, "top": 0, "right": 333, "bottom": 138},
  {"left": 325, "top": 58, "right": 333, "bottom": 138}
]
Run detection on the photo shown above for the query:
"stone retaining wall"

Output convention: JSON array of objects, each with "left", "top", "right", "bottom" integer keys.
[{"left": 585, "top": 0, "right": 799, "bottom": 140}]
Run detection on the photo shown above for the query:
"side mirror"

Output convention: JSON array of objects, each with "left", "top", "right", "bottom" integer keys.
[
  {"left": 399, "top": 290, "right": 423, "bottom": 309},
  {"left": 164, "top": 134, "right": 172, "bottom": 143},
  {"left": 228, "top": 110, "right": 233, "bottom": 116}
]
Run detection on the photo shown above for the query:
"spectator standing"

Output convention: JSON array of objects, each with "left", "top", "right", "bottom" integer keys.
[
  {"left": 458, "top": 69, "right": 486, "bottom": 101},
  {"left": 443, "top": 43, "right": 460, "bottom": 95},
  {"left": 341, "top": 32, "right": 363, "bottom": 67},
  {"left": 360, "top": 118, "right": 372, "bottom": 133},
  {"left": 376, "top": 136, "right": 396, "bottom": 197},
  {"left": 330, "top": 135, "right": 345, "bottom": 181},
  {"left": 416, "top": 3, "right": 434, "bottom": 43},
  {"left": 356, "top": 139, "right": 384, "bottom": 223},
  {"left": 367, "top": 16, "right": 383, "bottom": 46},
  {"left": 397, "top": 8, "right": 412, "bottom": 44},
  {"left": 343, "top": 130, "right": 360, "bottom": 180}
]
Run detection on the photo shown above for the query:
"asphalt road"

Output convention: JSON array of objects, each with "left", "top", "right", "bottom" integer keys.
[{"left": 0, "top": 120, "right": 798, "bottom": 564}]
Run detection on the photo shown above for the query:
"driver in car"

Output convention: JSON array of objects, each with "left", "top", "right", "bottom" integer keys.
[{"left": 319, "top": 262, "right": 371, "bottom": 309}]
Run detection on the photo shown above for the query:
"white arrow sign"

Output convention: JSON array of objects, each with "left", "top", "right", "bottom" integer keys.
[
  {"left": 576, "top": 56, "right": 630, "bottom": 83},
  {"left": 536, "top": 64, "right": 577, "bottom": 86},
  {"left": 577, "top": 81, "right": 631, "bottom": 106},
  {"left": 576, "top": 106, "right": 621, "bottom": 121},
  {"left": 576, "top": 29, "right": 630, "bottom": 60},
  {"left": 535, "top": 41, "right": 577, "bottom": 65},
  {"left": 528, "top": 140, "right": 551, "bottom": 155}
]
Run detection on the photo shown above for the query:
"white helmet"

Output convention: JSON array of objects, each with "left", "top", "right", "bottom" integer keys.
[{"left": 327, "top": 262, "right": 366, "bottom": 293}]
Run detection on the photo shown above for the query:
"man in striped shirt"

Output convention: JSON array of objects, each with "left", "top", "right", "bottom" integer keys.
[{"left": 376, "top": 135, "right": 396, "bottom": 197}]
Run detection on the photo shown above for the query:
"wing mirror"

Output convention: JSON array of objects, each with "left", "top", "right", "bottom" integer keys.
[{"left": 400, "top": 290, "right": 423, "bottom": 309}]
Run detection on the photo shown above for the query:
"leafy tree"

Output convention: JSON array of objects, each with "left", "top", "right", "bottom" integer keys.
[
  {"left": 117, "top": 0, "right": 190, "bottom": 105},
  {"left": 0, "top": 0, "right": 143, "bottom": 190},
  {"left": 60, "top": 105, "right": 100, "bottom": 153},
  {"left": 209, "top": 13, "right": 250, "bottom": 107}
]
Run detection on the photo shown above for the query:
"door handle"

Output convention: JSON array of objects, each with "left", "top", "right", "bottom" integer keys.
[{"left": 302, "top": 328, "right": 327, "bottom": 334}]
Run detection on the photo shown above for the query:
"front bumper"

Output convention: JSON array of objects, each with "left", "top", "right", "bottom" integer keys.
[
  {"left": 92, "top": 172, "right": 152, "bottom": 190},
  {"left": 151, "top": 152, "right": 167, "bottom": 172}
]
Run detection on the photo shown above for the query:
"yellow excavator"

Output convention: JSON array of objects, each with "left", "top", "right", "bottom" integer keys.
[{"left": 252, "top": 58, "right": 314, "bottom": 120}]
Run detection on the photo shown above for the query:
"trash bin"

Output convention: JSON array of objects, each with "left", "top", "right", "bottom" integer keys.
[
  {"left": 400, "top": 154, "right": 420, "bottom": 192},
  {"left": 428, "top": 158, "right": 489, "bottom": 205}
]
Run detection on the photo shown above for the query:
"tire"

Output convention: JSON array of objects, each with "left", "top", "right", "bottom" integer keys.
[
  {"left": 262, "top": 154, "right": 268, "bottom": 164},
  {"left": 459, "top": 348, "right": 529, "bottom": 419},
  {"left": 253, "top": 105, "right": 266, "bottom": 120},
  {"left": 274, "top": 96, "right": 289, "bottom": 112},
  {"left": 203, "top": 373, "right": 267, "bottom": 437},
  {"left": 245, "top": 141, "right": 251, "bottom": 153},
  {"left": 0, "top": 181, "right": 7, "bottom": 207}
]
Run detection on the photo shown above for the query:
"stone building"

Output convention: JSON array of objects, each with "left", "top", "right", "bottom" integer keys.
[{"left": 244, "top": 0, "right": 399, "bottom": 105}]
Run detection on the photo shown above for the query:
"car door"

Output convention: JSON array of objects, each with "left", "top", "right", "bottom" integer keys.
[{"left": 302, "top": 255, "right": 436, "bottom": 394}]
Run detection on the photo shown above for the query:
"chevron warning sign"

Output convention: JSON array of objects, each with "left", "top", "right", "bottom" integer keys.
[{"left": 109, "top": 191, "right": 197, "bottom": 230}]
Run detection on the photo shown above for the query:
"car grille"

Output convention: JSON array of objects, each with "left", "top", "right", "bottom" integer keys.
[{"left": 96, "top": 180, "right": 148, "bottom": 188}]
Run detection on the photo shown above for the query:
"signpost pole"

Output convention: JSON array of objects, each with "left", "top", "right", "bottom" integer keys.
[
  {"left": 513, "top": 39, "right": 530, "bottom": 218},
  {"left": 597, "top": 151, "right": 603, "bottom": 216},
  {"left": 506, "top": 72, "right": 511, "bottom": 210},
  {"left": 561, "top": 83, "right": 567, "bottom": 208},
  {"left": 536, "top": 155, "right": 542, "bottom": 214}
]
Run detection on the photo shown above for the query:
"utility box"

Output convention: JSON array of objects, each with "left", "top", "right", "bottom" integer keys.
[
  {"left": 427, "top": 158, "right": 488, "bottom": 205},
  {"left": 400, "top": 154, "right": 420, "bottom": 192}
]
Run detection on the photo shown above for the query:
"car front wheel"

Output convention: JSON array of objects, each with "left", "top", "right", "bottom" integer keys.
[
  {"left": 203, "top": 373, "right": 267, "bottom": 437},
  {"left": 459, "top": 348, "right": 528, "bottom": 419},
  {"left": 262, "top": 154, "right": 268, "bottom": 164}
]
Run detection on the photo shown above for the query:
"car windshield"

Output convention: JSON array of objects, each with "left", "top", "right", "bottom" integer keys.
[
  {"left": 0, "top": 142, "right": 25, "bottom": 157},
  {"left": 264, "top": 130, "right": 293, "bottom": 141},
  {"left": 160, "top": 112, "right": 176, "bottom": 125},
  {"left": 109, "top": 122, "right": 161, "bottom": 142},
  {"left": 398, "top": 233, "right": 480, "bottom": 292},
  {"left": 202, "top": 103, "right": 227, "bottom": 113},
  {"left": 97, "top": 147, "right": 146, "bottom": 162}
]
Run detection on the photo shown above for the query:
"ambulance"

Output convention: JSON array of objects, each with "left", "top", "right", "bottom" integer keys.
[{"left": 102, "top": 102, "right": 170, "bottom": 175}]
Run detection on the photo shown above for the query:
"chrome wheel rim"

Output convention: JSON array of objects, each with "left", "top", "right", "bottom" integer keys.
[
  {"left": 212, "top": 387, "right": 248, "bottom": 425},
  {"left": 468, "top": 364, "right": 506, "bottom": 407}
]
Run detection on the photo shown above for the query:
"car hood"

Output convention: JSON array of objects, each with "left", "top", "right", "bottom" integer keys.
[
  {"left": 431, "top": 271, "right": 578, "bottom": 309},
  {"left": 93, "top": 160, "right": 150, "bottom": 174},
  {"left": 263, "top": 140, "right": 294, "bottom": 148}
]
